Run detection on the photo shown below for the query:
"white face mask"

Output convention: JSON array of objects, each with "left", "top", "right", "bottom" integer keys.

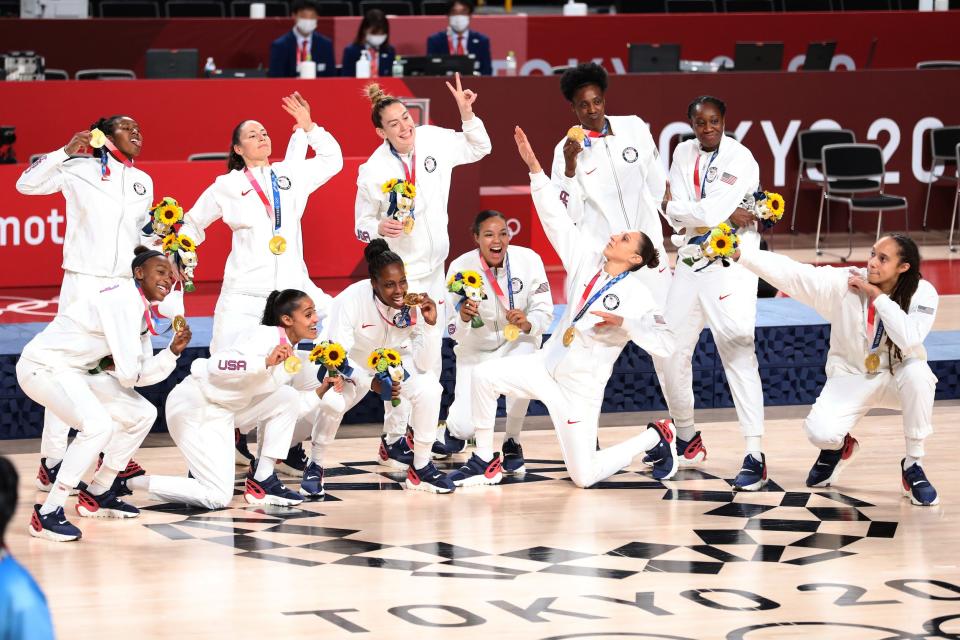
[
  {"left": 366, "top": 33, "right": 387, "bottom": 48},
  {"left": 449, "top": 15, "right": 470, "bottom": 33},
  {"left": 156, "top": 286, "right": 185, "bottom": 321},
  {"left": 296, "top": 18, "right": 317, "bottom": 35}
]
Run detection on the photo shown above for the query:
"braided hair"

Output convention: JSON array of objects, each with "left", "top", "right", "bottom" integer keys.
[
  {"left": 262, "top": 289, "right": 309, "bottom": 326},
  {"left": 883, "top": 233, "right": 922, "bottom": 372},
  {"left": 364, "top": 238, "right": 403, "bottom": 280},
  {"left": 365, "top": 83, "right": 403, "bottom": 129},
  {"left": 89, "top": 115, "right": 130, "bottom": 158}
]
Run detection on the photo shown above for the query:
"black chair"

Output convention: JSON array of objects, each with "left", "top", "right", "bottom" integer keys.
[
  {"left": 783, "top": 0, "right": 832, "bottom": 9},
  {"left": 733, "top": 42, "right": 783, "bottom": 71},
  {"left": 230, "top": 1, "right": 291, "bottom": 16},
  {"left": 44, "top": 69, "right": 69, "bottom": 80},
  {"left": 165, "top": 1, "right": 226, "bottom": 16},
  {"left": 802, "top": 41, "right": 836, "bottom": 71},
  {"left": 615, "top": 0, "right": 668, "bottom": 11},
  {"left": 99, "top": 0, "right": 160, "bottom": 16},
  {"left": 723, "top": 0, "right": 774, "bottom": 10},
  {"left": 316, "top": 0, "right": 353, "bottom": 14},
  {"left": 917, "top": 60, "right": 960, "bottom": 70},
  {"left": 950, "top": 144, "right": 960, "bottom": 252},
  {"left": 666, "top": 0, "right": 715, "bottom": 11},
  {"left": 359, "top": 0, "right": 414, "bottom": 14},
  {"left": 627, "top": 43, "right": 681, "bottom": 73},
  {"left": 817, "top": 144, "right": 908, "bottom": 260},
  {"left": 790, "top": 128, "right": 856, "bottom": 233},
  {"left": 0, "top": 1, "right": 19, "bottom": 16},
  {"left": 921, "top": 126, "right": 960, "bottom": 230},
  {"left": 75, "top": 68, "right": 137, "bottom": 80},
  {"left": 421, "top": 0, "right": 448, "bottom": 12}
]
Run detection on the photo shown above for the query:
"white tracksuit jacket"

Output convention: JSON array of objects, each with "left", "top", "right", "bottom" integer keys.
[
  {"left": 353, "top": 118, "right": 492, "bottom": 282},
  {"left": 444, "top": 246, "right": 554, "bottom": 354},
  {"left": 16, "top": 149, "right": 154, "bottom": 278},
  {"left": 181, "top": 125, "right": 342, "bottom": 302},
  {"left": 19, "top": 279, "right": 179, "bottom": 388},
  {"left": 550, "top": 115, "right": 667, "bottom": 251},
  {"left": 529, "top": 172, "right": 675, "bottom": 401}
]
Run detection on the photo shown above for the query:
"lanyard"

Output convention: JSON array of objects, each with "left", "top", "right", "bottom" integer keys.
[
  {"left": 297, "top": 40, "right": 311, "bottom": 64},
  {"left": 367, "top": 47, "right": 380, "bottom": 77},
  {"left": 277, "top": 326, "right": 290, "bottom": 346},
  {"left": 693, "top": 148, "right": 719, "bottom": 201},
  {"left": 388, "top": 144, "right": 416, "bottom": 185},
  {"left": 867, "top": 302, "right": 885, "bottom": 351},
  {"left": 478, "top": 251, "right": 514, "bottom": 312},
  {"left": 571, "top": 269, "right": 627, "bottom": 324},
  {"left": 98, "top": 140, "right": 133, "bottom": 179},
  {"left": 136, "top": 285, "right": 167, "bottom": 336},
  {"left": 583, "top": 119, "right": 610, "bottom": 149},
  {"left": 243, "top": 167, "right": 282, "bottom": 234},
  {"left": 373, "top": 293, "right": 418, "bottom": 328}
]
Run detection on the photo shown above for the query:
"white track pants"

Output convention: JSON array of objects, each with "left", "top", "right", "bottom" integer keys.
[
  {"left": 804, "top": 358, "right": 936, "bottom": 458},
  {"left": 631, "top": 243, "right": 674, "bottom": 396},
  {"left": 445, "top": 340, "right": 536, "bottom": 441},
  {"left": 147, "top": 378, "right": 300, "bottom": 509},
  {"left": 470, "top": 352, "right": 660, "bottom": 488},
  {"left": 41, "top": 271, "right": 129, "bottom": 461},
  {"left": 17, "top": 359, "right": 155, "bottom": 488},
  {"left": 383, "top": 266, "right": 446, "bottom": 438},
  {"left": 660, "top": 259, "right": 764, "bottom": 438}
]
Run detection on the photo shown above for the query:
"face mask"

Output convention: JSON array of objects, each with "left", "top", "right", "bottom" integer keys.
[
  {"left": 366, "top": 33, "right": 387, "bottom": 48},
  {"left": 296, "top": 18, "right": 317, "bottom": 35},
  {"left": 449, "top": 15, "right": 470, "bottom": 33},
  {"left": 156, "top": 286, "right": 185, "bottom": 321}
]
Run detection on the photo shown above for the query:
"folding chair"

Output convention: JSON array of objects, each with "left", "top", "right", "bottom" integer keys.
[
  {"left": 790, "top": 128, "right": 856, "bottom": 233},
  {"left": 921, "top": 126, "right": 960, "bottom": 230}
]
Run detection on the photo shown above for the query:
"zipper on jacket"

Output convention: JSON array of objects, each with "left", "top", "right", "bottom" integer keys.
[
  {"left": 603, "top": 142, "right": 631, "bottom": 229},
  {"left": 112, "top": 164, "right": 124, "bottom": 275}
]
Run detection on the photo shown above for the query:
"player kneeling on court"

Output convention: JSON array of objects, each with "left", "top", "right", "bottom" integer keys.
[
  {"left": 734, "top": 234, "right": 940, "bottom": 506},
  {"left": 17, "top": 247, "right": 191, "bottom": 541},
  {"left": 128, "top": 290, "right": 341, "bottom": 510},
  {"left": 452, "top": 127, "right": 679, "bottom": 490}
]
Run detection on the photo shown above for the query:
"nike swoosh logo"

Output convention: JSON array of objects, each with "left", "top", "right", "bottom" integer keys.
[
  {"left": 566, "top": 420, "right": 580, "bottom": 424},
  {"left": 659, "top": 266, "right": 666, "bottom": 273},
  {"left": 361, "top": 323, "right": 375, "bottom": 329},
  {"left": 719, "top": 294, "right": 731, "bottom": 301},
  {"left": 586, "top": 168, "right": 597, "bottom": 175},
  {"left": 241, "top": 189, "right": 253, "bottom": 196}
]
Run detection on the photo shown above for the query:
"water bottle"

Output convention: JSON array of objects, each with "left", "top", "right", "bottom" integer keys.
[
  {"left": 204, "top": 57, "right": 216, "bottom": 77},
  {"left": 356, "top": 49, "right": 372, "bottom": 79},
  {"left": 506, "top": 50, "right": 517, "bottom": 77},
  {"left": 392, "top": 55, "right": 404, "bottom": 77}
]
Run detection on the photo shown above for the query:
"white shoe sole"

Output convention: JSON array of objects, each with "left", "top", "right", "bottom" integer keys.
[
  {"left": 644, "top": 450, "right": 705, "bottom": 468},
  {"left": 453, "top": 472, "right": 503, "bottom": 487},
  {"left": 77, "top": 506, "right": 139, "bottom": 519},
  {"left": 29, "top": 525, "right": 80, "bottom": 542},
  {"left": 809, "top": 441, "right": 860, "bottom": 488},
  {"left": 734, "top": 478, "right": 768, "bottom": 492},
  {"left": 904, "top": 489, "right": 940, "bottom": 506},
  {"left": 300, "top": 484, "right": 325, "bottom": 498},
  {"left": 503, "top": 465, "right": 526, "bottom": 475},
  {"left": 243, "top": 492, "right": 304, "bottom": 506},
  {"left": 379, "top": 456, "right": 410, "bottom": 470},
  {"left": 35, "top": 479, "right": 78, "bottom": 495},
  {"left": 404, "top": 478, "right": 454, "bottom": 494}
]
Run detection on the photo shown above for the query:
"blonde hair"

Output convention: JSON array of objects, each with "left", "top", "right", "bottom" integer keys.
[{"left": 365, "top": 82, "right": 402, "bottom": 128}]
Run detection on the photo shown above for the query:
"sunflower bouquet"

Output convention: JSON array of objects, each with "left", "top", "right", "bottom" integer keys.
[
  {"left": 150, "top": 197, "right": 183, "bottom": 237},
  {"left": 743, "top": 190, "right": 786, "bottom": 230},
  {"left": 309, "top": 341, "right": 353, "bottom": 379},
  {"left": 147, "top": 196, "right": 200, "bottom": 292},
  {"left": 447, "top": 270, "right": 488, "bottom": 328},
  {"left": 367, "top": 347, "right": 408, "bottom": 407},
  {"left": 681, "top": 222, "right": 740, "bottom": 270},
  {"left": 381, "top": 178, "right": 416, "bottom": 234}
]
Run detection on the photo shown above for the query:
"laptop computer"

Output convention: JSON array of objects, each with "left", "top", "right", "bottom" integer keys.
[
  {"left": 145, "top": 49, "right": 199, "bottom": 79},
  {"left": 802, "top": 41, "right": 836, "bottom": 71},
  {"left": 733, "top": 42, "right": 784, "bottom": 71},
  {"left": 628, "top": 44, "right": 681, "bottom": 73}
]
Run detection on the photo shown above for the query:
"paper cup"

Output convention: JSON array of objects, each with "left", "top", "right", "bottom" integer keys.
[{"left": 249, "top": 2, "right": 266, "bottom": 17}]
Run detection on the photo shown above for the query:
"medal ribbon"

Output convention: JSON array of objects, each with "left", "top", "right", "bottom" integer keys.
[
  {"left": 373, "top": 293, "right": 418, "bottom": 328},
  {"left": 478, "top": 251, "right": 514, "bottom": 313},
  {"left": 867, "top": 301, "right": 885, "bottom": 352},
  {"left": 583, "top": 119, "right": 610, "bottom": 149},
  {"left": 693, "top": 148, "right": 719, "bottom": 201},
  {"left": 243, "top": 168, "right": 282, "bottom": 235},
  {"left": 136, "top": 285, "right": 169, "bottom": 336},
  {"left": 98, "top": 139, "right": 133, "bottom": 179},
  {"left": 571, "top": 269, "right": 628, "bottom": 325},
  {"left": 388, "top": 144, "right": 416, "bottom": 185}
]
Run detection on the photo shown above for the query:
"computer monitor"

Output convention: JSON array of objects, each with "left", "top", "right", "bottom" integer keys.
[
  {"left": 802, "top": 41, "right": 836, "bottom": 71},
  {"left": 400, "top": 55, "right": 476, "bottom": 77},
  {"left": 628, "top": 44, "right": 681, "bottom": 73},
  {"left": 733, "top": 42, "right": 784, "bottom": 71},
  {"left": 145, "top": 49, "right": 199, "bottom": 79}
]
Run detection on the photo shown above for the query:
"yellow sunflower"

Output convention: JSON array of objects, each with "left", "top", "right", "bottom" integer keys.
[
  {"left": 709, "top": 233, "right": 734, "bottom": 257},
  {"left": 717, "top": 222, "right": 732, "bottom": 234},
  {"left": 381, "top": 178, "right": 399, "bottom": 193},
  {"left": 764, "top": 192, "right": 785, "bottom": 220},
  {"left": 401, "top": 181, "right": 416, "bottom": 199},
  {"left": 462, "top": 270, "right": 482, "bottom": 288},
  {"left": 162, "top": 233, "right": 178, "bottom": 252},
  {"left": 367, "top": 352, "right": 381, "bottom": 370},
  {"left": 155, "top": 202, "right": 182, "bottom": 225},
  {"left": 177, "top": 234, "right": 196, "bottom": 252},
  {"left": 309, "top": 344, "right": 325, "bottom": 363},
  {"left": 325, "top": 344, "right": 345, "bottom": 368},
  {"left": 383, "top": 349, "right": 401, "bottom": 365}
]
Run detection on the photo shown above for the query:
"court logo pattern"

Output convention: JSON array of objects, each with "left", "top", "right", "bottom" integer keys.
[{"left": 143, "top": 460, "right": 898, "bottom": 579}]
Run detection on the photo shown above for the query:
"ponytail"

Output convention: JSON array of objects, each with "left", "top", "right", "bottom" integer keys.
[
  {"left": 226, "top": 120, "right": 249, "bottom": 173},
  {"left": 631, "top": 231, "right": 661, "bottom": 271},
  {"left": 261, "top": 289, "right": 308, "bottom": 326},
  {"left": 364, "top": 238, "right": 403, "bottom": 280}
]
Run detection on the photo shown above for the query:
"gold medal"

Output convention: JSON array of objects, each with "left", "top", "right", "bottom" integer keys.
[
  {"left": 89, "top": 128, "right": 106, "bottom": 149},
  {"left": 403, "top": 216, "right": 415, "bottom": 234},
  {"left": 172, "top": 315, "right": 186, "bottom": 333},
  {"left": 562, "top": 326, "right": 576, "bottom": 347},
  {"left": 865, "top": 352, "right": 880, "bottom": 374},
  {"left": 283, "top": 355, "right": 302, "bottom": 374},
  {"left": 403, "top": 293, "right": 422, "bottom": 307},
  {"left": 503, "top": 323, "right": 520, "bottom": 342},
  {"left": 269, "top": 235, "right": 287, "bottom": 255},
  {"left": 566, "top": 126, "right": 585, "bottom": 143}
]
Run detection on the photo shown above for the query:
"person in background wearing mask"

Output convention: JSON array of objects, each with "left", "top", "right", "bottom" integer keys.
[
  {"left": 342, "top": 9, "right": 396, "bottom": 77},
  {"left": 426, "top": 0, "right": 492, "bottom": 76},
  {"left": 268, "top": 0, "right": 336, "bottom": 78}
]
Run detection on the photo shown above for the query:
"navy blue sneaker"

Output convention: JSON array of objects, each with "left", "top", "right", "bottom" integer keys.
[
  {"left": 901, "top": 459, "right": 939, "bottom": 506},
  {"left": 29, "top": 504, "right": 81, "bottom": 542},
  {"left": 235, "top": 428, "right": 255, "bottom": 466},
  {"left": 76, "top": 487, "right": 140, "bottom": 519},
  {"left": 301, "top": 462, "right": 325, "bottom": 498},
  {"left": 449, "top": 453, "right": 503, "bottom": 487},
  {"left": 645, "top": 419, "right": 679, "bottom": 481},
  {"left": 405, "top": 461, "right": 455, "bottom": 494},
  {"left": 643, "top": 430, "right": 707, "bottom": 467},
  {"left": 733, "top": 453, "right": 768, "bottom": 491},
  {"left": 277, "top": 443, "right": 308, "bottom": 477},
  {"left": 244, "top": 471, "right": 304, "bottom": 506},
  {"left": 431, "top": 425, "right": 467, "bottom": 458},
  {"left": 35, "top": 458, "right": 78, "bottom": 495},
  {"left": 806, "top": 434, "right": 859, "bottom": 487},
  {"left": 378, "top": 434, "right": 414, "bottom": 469},
  {"left": 502, "top": 438, "right": 526, "bottom": 475}
]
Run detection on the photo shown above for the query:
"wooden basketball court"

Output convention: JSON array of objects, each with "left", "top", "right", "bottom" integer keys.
[{"left": 5, "top": 402, "right": 959, "bottom": 639}]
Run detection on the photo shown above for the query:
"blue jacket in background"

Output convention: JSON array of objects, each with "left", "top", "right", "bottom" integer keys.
[
  {"left": 341, "top": 43, "right": 398, "bottom": 77},
  {"left": 426, "top": 30, "right": 492, "bottom": 76},
  {"left": 269, "top": 30, "right": 336, "bottom": 77}
]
